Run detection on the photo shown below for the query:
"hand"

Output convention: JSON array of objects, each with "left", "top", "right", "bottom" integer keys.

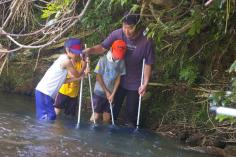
[
  {"left": 84, "top": 66, "right": 90, "bottom": 75},
  {"left": 78, "top": 74, "right": 85, "bottom": 80},
  {"left": 81, "top": 57, "right": 90, "bottom": 77},
  {"left": 81, "top": 48, "right": 89, "bottom": 59},
  {"left": 108, "top": 94, "right": 114, "bottom": 104},
  {"left": 105, "top": 90, "right": 111, "bottom": 101},
  {"left": 85, "top": 56, "right": 90, "bottom": 63},
  {"left": 138, "top": 84, "right": 147, "bottom": 97}
]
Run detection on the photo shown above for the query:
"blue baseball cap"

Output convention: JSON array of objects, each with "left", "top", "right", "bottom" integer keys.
[{"left": 64, "top": 38, "right": 82, "bottom": 55}]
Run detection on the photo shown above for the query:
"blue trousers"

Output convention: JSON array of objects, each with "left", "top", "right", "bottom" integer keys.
[{"left": 35, "top": 90, "right": 56, "bottom": 120}]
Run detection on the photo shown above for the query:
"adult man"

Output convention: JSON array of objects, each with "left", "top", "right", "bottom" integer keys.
[{"left": 83, "top": 12, "right": 155, "bottom": 127}]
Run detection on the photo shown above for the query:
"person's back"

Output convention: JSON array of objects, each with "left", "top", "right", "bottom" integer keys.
[{"left": 36, "top": 54, "right": 69, "bottom": 99}]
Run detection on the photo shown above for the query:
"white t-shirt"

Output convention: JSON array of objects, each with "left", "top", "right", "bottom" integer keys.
[{"left": 36, "top": 54, "right": 69, "bottom": 99}]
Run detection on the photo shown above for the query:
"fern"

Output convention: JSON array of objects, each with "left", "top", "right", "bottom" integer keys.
[{"left": 179, "top": 65, "right": 199, "bottom": 84}]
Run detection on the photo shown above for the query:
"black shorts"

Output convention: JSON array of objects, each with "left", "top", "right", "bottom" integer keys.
[
  {"left": 93, "top": 94, "right": 110, "bottom": 113},
  {"left": 54, "top": 93, "right": 78, "bottom": 116}
]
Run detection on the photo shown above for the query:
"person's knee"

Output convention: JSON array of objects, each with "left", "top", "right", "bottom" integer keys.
[{"left": 54, "top": 107, "right": 61, "bottom": 115}]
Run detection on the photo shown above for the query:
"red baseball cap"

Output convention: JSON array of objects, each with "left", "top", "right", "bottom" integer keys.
[{"left": 111, "top": 40, "right": 127, "bottom": 60}]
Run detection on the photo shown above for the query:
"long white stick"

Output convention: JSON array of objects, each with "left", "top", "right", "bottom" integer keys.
[
  {"left": 109, "top": 102, "right": 115, "bottom": 125},
  {"left": 136, "top": 59, "right": 145, "bottom": 129},
  {"left": 210, "top": 106, "right": 236, "bottom": 117},
  {"left": 77, "top": 78, "right": 83, "bottom": 125},
  {"left": 88, "top": 64, "right": 96, "bottom": 124}
]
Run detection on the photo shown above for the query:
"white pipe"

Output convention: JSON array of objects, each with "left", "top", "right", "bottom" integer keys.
[
  {"left": 77, "top": 78, "right": 83, "bottom": 125},
  {"left": 136, "top": 59, "right": 145, "bottom": 129},
  {"left": 210, "top": 106, "right": 236, "bottom": 117},
  {"left": 88, "top": 67, "right": 96, "bottom": 124},
  {"left": 109, "top": 102, "right": 115, "bottom": 125},
  {"left": 85, "top": 43, "right": 96, "bottom": 125}
]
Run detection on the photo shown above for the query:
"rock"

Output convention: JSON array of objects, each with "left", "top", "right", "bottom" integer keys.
[
  {"left": 186, "top": 133, "right": 204, "bottom": 146},
  {"left": 224, "top": 145, "right": 236, "bottom": 157},
  {"left": 178, "top": 130, "right": 190, "bottom": 142},
  {"left": 203, "top": 146, "right": 226, "bottom": 157},
  {"left": 14, "top": 78, "right": 36, "bottom": 96},
  {"left": 213, "top": 136, "right": 226, "bottom": 149},
  {"left": 182, "top": 146, "right": 226, "bottom": 157}
]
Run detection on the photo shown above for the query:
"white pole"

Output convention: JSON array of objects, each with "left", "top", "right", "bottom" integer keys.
[
  {"left": 77, "top": 78, "right": 83, "bottom": 125},
  {"left": 136, "top": 59, "right": 145, "bottom": 129},
  {"left": 88, "top": 65, "right": 96, "bottom": 124},
  {"left": 84, "top": 43, "right": 96, "bottom": 125},
  {"left": 210, "top": 106, "right": 236, "bottom": 117},
  {"left": 109, "top": 102, "right": 115, "bottom": 125}
]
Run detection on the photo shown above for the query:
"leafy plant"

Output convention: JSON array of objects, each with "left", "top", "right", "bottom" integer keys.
[
  {"left": 215, "top": 114, "right": 236, "bottom": 123},
  {"left": 229, "top": 60, "right": 236, "bottom": 73},
  {"left": 187, "top": 7, "right": 203, "bottom": 37},
  {"left": 41, "top": 0, "right": 73, "bottom": 19},
  {"left": 179, "top": 65, "right": 199, "bottom": 84},
  {"left": 110, "top": 0, "right": 129, "bottom": 6}
]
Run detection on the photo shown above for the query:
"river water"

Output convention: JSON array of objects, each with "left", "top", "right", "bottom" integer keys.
[{"left": 0, "top": 92, "right": 212, "bottom": 157}]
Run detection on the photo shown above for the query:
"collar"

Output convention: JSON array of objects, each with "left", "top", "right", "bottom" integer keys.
[{"left": 106, "top": 50, "right": 119, "bottom": 63}]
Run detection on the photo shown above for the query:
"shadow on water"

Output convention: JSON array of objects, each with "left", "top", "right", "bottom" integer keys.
[{"left": 0, "top": 92, "right": 212, "bottom": 157}]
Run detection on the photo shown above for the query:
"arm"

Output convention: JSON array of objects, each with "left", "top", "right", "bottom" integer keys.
[
  {"left": 109, "top": 75, "right": 121, "bottom": 103},
  {"left": 139, "top": 64, "right": 152, "bottom": 96},
  {"left": 82, "top": 57, "right": 90, "bottom": 76},
  {"left": 96, "top": 74, "right": 111, "bottom": 99},
  {"left": 64, "top": 77, "right": 82, "bottom": 83},
  {"left": 64, "top": 59, "right": 88, "bottom": 83},
  {"left": 79, "top": 59, "right": 87, "bottom": 75},
  {"left": 83, "top": 29, "right": 120, "bottom": 56},
  {"left": 83, "top": 44, "right": 107, "bottom": 55},
  {"left": 62, "top": 59, "right": 83, "bottom": 79},
  {"left": 138, "top": 39, "right": 155, "bottom": 96}
]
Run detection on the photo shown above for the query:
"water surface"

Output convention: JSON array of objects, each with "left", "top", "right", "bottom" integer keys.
[{"left": 0, "top": 92, "right": 212, "bottom": 157}]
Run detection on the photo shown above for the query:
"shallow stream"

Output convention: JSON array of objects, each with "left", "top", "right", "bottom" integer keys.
[{"left": 0, "top": 92, "right": 212, "bottom": 157}]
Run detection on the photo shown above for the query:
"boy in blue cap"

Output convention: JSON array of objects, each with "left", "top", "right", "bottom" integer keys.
[{"left": 35, "top": 38, "right": 87, "bottom": 120}]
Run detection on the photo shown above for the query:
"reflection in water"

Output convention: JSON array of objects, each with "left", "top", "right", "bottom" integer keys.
[{"left": 0, "top": 93, "right": 211, "bottom": 157}]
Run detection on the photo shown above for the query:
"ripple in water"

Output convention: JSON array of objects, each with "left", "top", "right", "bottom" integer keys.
[{"left": 0, "top": 94, "right": 212, "bottom": 157}]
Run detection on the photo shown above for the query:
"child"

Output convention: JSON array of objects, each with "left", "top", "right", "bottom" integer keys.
[
  {"left": 90, "top": 40, "right": 127, "bottom": 124},
  {"left": 54, "top": 55, "right": 87, "bottom": 117},
  {"left": 35, "top": 38, "right": 86, "bottom": 120}
]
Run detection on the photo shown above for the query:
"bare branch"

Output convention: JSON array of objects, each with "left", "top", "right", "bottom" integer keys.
[{"left": 0, "top": 0, "right": 92, "bottom": 52}]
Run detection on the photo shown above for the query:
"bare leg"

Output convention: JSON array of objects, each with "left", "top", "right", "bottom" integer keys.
[
  {"left": 54, "top": 107, "right": 61, "bottom": 115},
  {"left": 103, "top": 112, "right": 111, "bottom": 124},
  {"left": 90, "top": 112, "right": 99, "bottom": 123}
]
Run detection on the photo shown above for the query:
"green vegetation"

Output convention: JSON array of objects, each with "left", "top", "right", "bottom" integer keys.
[{"left": 0, "top": 0, "right": 235, "bottom": 145}]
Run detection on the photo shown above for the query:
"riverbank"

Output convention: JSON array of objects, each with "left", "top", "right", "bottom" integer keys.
[{"left": 154, "top": 124, "right": 236, "bottom": 157}]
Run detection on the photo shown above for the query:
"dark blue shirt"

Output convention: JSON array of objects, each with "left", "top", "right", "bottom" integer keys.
[{"left": 102, "top": 28, "right": 155, "bottom": 90}]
